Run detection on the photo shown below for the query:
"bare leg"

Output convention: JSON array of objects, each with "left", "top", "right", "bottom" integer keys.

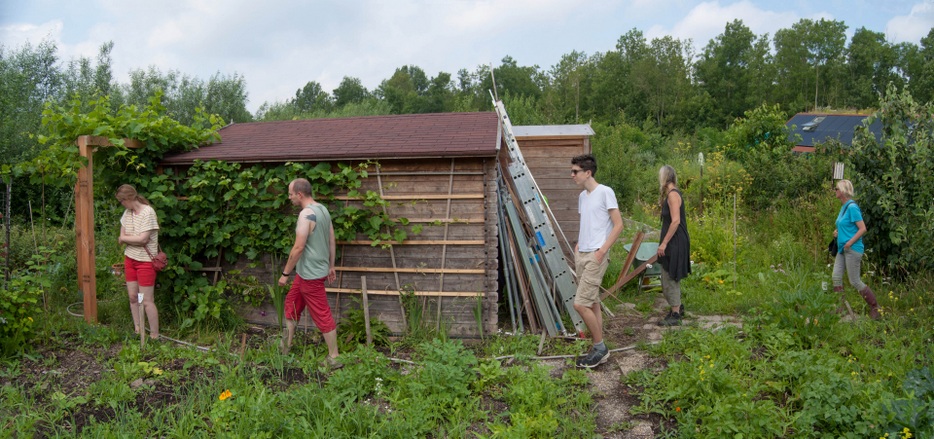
[
  {"left": 322, "top": 329, "right": 339, "bottom": 359},
  {"left": 140, "top": 285, "right": 159, "bottom": 339},
  {"left": 127, "top": 281, "right": 141, "bottom": 333},
  {"left": 574, "top": 302, "right": 603, "bottom": 344},
  {"left": 281, "top": 319, "right": 297, "bottom": 354}
]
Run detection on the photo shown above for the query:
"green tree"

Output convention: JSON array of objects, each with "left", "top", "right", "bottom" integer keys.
[
  {"left": 0, "top": 40, "right": 72, "bottom": 220},
  {"left": 120, "top": 68, "right": 253, "bottom": 124},
  {"left": 204, "top": 72, "right": 252, "bottom": 123},
  {"left": 544, "top": 51, "right": 597, "bottom": 124},
  {"left": 849, "top": 85, "right": 934, "bottom": 275},
  {"left": 293, "top": 80, "right": 331, "bottom": 114},
  {"left": 332, "top": 76, "right": 369, "bottom": 108},
  {"left": 481, "top": 56, "right": 544, "bottom": 102},
  {"left": 591, "top": 29, "right": 651, "bottom": 125},
  {"left": 0, "top": 40, "right": 62, "bottom": 164},
  {"left": 695, "top": 20, "right": 773, "bottom": 127},
  {"left": 905, "top": 28, "right": 934, "bottom": 103},
  {"left": 632, "top": 35, "right": 694, "bottom": 130},
  {"left": 846, "top": 27, "right": 902, "bottom": 109},
  {"left": 376, "top": 65, "right": 431, "bottom": 114},
  {"left": 425, "top": 72, "right": 454, "bottom": 113},
  {"left": 62, "top": 41, "right": 115, "bottom": 102},
  {"left": 774, "top": 19, "right": 848, "bottom": 111}
]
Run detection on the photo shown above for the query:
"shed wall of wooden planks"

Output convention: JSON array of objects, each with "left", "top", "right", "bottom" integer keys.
[
  {"left": 515, "top": 134, "right": 591, "bottom": 263},
  {"left": 172, "top": 157, "right": 499, "bottom": 337}
]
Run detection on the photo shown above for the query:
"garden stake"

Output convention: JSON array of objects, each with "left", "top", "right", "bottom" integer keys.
[
  {"left": 139, "top": 292, "right": 145, "bottom": 348},
  {"left": 361, "top": 276, "right": 372, "bottom": 346},
  {"left": 537, "top": 329, "right": 547, "bottom": 356}
]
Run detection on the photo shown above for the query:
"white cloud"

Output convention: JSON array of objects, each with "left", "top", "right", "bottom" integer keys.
[
  {"left": 650, "top": 1, "right": 800, "bottom": 52},
  {"left": 1, "top": 19, "right": 63, "bottom": 50},
  {"left": 886, "top": 1, "right": 934, "bottom": 43}
]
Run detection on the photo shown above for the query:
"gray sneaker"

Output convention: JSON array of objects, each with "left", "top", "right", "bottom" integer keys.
[
  {"left": 657, "top": 311, "right": 682, "bottom": 327},
  {"left": 576, "top": 349, "right": 610, "bottom": 369},
  {"left": 325, "top": 356, "right": 344, "bottom": 370}
]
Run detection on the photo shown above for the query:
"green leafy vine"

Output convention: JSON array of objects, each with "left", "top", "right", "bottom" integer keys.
[{"left": 23, "top": 91, "right": 416, "bottom": 329}]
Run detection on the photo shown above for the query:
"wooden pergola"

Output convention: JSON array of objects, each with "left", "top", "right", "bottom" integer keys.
[{"left": 75, "top": 135, "right": 141, "bottom": 323}]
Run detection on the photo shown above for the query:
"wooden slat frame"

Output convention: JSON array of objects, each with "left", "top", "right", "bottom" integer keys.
[
  {"left": 327, "top": 288, "right": 482, "bottom": 297},
  {"left": 333, "top": 193, "right": 483, "bottom": 201},
  {"left": 336, "top": 266, "right": 484, "bottom": 274}
]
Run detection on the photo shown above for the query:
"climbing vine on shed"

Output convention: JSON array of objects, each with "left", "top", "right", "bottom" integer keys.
[{"left": 23, "top": 91, "right": 416, "bottom": 328}]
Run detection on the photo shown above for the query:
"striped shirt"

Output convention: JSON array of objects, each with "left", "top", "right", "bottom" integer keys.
[{"left": 121, "top": 205, "right": 160, "bottom": 262}]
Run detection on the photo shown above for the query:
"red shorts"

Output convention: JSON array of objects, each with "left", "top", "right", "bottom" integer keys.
[
  {"left": 284, "top": 275, "right": 336, "bottom": 333},
  {"left": 124, "top": 256, "right": 156, "bottom": 287}
]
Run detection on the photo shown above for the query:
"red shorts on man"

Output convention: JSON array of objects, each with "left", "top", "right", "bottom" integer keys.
[{"left": 284, "top": 275, "right": 336, "bottom": 333}]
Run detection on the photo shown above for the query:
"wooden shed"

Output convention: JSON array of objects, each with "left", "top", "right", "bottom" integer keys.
[
  {"left": 513, "top": 124, "right": 594, "bottom": 260},
  {"left": 161, "top": 112, "right": 501, "bottom": 337}
]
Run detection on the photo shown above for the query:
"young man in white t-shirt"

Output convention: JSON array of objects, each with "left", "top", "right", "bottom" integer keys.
[{"left": 571, "top": 154, "right": 623, "bottom": 368}]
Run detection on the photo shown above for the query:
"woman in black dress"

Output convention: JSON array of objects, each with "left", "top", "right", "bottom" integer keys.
[{"left": 656, "top": 165, "right": 691, "bottom": 326}]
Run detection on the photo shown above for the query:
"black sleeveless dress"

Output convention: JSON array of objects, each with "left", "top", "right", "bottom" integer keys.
[{"left": 659, "top": 189, "right": 691, "bottom": 281}]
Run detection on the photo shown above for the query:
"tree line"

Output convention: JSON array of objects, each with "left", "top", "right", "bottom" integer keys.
[{"left": 2, "top": 18, "right": 933, "bottom": 220}]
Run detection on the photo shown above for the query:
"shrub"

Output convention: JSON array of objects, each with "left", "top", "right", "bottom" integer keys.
[
  {"left": 0, "top": 251, "right": 50, "bottom": 354},
  {"left": 849, "top": 85, "right": 934, "bottom": 276}
]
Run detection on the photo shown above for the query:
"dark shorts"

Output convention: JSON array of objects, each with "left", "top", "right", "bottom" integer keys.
[
  {"left": 284, "top": 275, "right": 336, "bottom": 333},
  {"left": 124, "top": 256, "right": 156, "bottom": 287}
]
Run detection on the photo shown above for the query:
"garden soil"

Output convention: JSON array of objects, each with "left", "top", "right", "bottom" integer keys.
[{"left": 5, "top": 296, "right": 740, "bottom": 437}]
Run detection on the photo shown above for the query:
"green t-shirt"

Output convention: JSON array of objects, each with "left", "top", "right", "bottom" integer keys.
[{"left": 295, "top": 202, "right": 332, "bottom": 280}]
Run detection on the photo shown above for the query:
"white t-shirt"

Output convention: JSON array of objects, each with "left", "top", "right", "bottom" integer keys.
[
  {"left": 121, "top": 205, "right": 160, "bottom": 261},
  {"left": 577, "top": 184, "right": 618, "bottom": 252}
]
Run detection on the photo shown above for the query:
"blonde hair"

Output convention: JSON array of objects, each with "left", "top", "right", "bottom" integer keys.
[
  {"left": 115, "top": 184, "right": 150, "bottom": 205},
  {"left": 659, "top": 165, "right": 678, "bottom": 201},
  {"left": 836, "top": 179, "right": 855, "bottom": 199}
]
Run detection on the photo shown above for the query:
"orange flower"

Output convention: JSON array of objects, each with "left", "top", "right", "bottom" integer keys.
[
  {"left": 219, "top": 389, "right": 232, "bottom": 401},
  {"left": 675, "top": 407, "right": 681, "bottom": 412}
]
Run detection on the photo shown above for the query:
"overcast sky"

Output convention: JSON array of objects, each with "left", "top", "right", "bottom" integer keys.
[{"left": 2, "top": 0, "right": 933, "bottom": 114}]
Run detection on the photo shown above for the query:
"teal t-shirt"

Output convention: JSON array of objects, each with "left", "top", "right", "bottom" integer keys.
[
  {"left": 296, "top": 203, "right": 332, "bottom": 280},
  {"left": 835, "top": 200, "right": 864, "bottom": 254}
]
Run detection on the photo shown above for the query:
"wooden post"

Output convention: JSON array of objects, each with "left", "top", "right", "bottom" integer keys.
[
  {"left": 361, "top": 276, "right": 372, "bottom": 346},
  {"left": 76, "top": 136, "right": 98, "bottom": 323},
  {"left": 613, "top": 231, "right": 644, "bottom": 287},
  {"left": 139, "top": 293, "right": 146, "bottom": 348},
  {"left": 74, "top": 136, "right": 142, "bottom": 324}
]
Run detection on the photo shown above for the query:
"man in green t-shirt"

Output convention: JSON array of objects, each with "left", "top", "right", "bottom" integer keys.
[{"left": 278, "top": 178, "right": 341, "bottom": 368}]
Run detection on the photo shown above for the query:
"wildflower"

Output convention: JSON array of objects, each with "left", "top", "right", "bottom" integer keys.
[
  {"left": 219, "top": 389, "right": 232, "bottom": 401},
  {"left": 675, "top": 407, "right": 681, "bottom": 412},
  {"left": 902, "top": 427, "right": 912, "bottom": 438},
  {"left": 717, "top": 279, "right": 724, "bottom": 284}
]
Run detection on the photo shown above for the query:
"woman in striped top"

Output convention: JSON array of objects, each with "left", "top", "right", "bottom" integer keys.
[{"left": 116, "top": 184, "right": 161, "bottom": 339}]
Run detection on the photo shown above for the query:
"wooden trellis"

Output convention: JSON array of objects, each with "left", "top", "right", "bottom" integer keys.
[{"left": 74, "top": 136, "right": 142, "bottom": 323}]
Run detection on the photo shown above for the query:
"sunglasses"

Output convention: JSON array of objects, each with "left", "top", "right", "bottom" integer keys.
[{"left": 571, "top": 169, "right": 585, "bottom": 175}]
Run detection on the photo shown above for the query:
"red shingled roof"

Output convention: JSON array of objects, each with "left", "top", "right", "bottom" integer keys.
[{"left": 161, "top": 112, "right": 500, "bottom": 165}]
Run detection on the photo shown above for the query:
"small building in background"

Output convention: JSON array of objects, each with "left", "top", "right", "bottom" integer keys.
[{"left": 786, "top": 113, "right": 883, "bottom": 153}]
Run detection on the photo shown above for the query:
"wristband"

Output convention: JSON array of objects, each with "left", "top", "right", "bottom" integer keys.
[{"left": 282, "top": 271, "right": 290, "bottom": 276}]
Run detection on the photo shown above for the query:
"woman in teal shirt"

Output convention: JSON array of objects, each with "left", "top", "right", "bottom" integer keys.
[{"left": 832, "top": 179, "right": 880, "bottom": 319}]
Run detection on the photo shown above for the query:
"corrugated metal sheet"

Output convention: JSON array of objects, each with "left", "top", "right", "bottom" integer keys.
[{"left": 513, "top": 124, "right": 595, "bottom": 138}]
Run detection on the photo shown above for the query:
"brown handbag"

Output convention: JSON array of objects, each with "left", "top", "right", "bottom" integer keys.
[{"left": 145, "top": 245, "right": 168, "bottom": 271}]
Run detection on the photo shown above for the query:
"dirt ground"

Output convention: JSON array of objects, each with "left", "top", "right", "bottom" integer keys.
[
  {"left": 557, "top": 296, "right": 742, "bottom": 438},
  {"left": 4, "top": 296, "right": 740, "bottom": 437}
]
